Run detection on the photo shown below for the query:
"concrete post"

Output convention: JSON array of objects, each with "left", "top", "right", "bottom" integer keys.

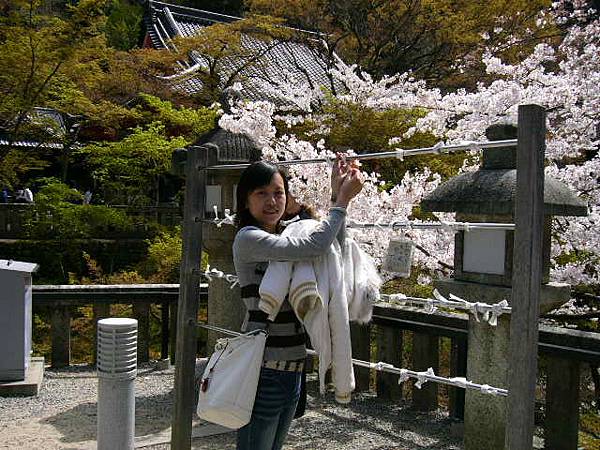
[
  {"left": 97, "top": 318, "right": 137, "bottom": 450},
  {"left": 204, "top": 228, "right": 244, "bottom": 352},
  {"left": 463, "top": 316, "right": 510, "bottom": 449}
]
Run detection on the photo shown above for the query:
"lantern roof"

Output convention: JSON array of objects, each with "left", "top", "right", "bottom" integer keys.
[
  {"left": 420, "top": 123, "right": 588, "bottom": 217},
  {"left": 196, "top": 127, "right": 261, "bottom": 163},
  {"left": 420, "top": 170, "right": 588, "bottom": 216}
]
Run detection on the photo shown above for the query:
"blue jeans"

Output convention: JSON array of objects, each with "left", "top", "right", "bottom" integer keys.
[{"left": 237, "top": 367, "right": 301, "bottom": 450}]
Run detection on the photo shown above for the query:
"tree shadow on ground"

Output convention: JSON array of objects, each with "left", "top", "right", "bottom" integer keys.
[{"left": 40, "top": 390, "right": 174, "bottom": 444}]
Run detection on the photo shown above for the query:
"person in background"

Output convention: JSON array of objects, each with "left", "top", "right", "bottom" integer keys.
[
  {"left": 14, "top": 187, "right": 26, "bottom": 203},
  {"left": 23, "top": 187, "right": 33, "bottom": 203},
  {"left": 233, "top": 154, "right": 363, "bottom": 450},
  {"left": 83, "top": 190, "right": 92, "bottom": 205},
  {"left": 1, "top": 188, "right": 9, "bottom": 203}
]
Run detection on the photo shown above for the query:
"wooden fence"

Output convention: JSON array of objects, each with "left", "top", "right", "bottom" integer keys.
[{"left": 31, "top": 283, "right": 599, "bottom": 450}]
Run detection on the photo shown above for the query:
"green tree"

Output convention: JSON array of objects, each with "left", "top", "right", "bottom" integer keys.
[
  {"left": 246, "top": 0, "right": 558, "bottom": 88},
  {"left": 0, "top": 0, "right": 173, "bottom": 185},
  {"left": 23, "top": 178, "right": 137, "bottom": 239},
  {"left": 105, "top": 0, "right": 144, "bottom": 50},
  {"left": 79, "top": 123, "right": 188, "bottom": 206}
]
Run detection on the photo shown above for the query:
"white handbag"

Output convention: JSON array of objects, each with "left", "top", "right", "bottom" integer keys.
[{"left": 196, "top": 329, "right": 267, "bottom": 429}]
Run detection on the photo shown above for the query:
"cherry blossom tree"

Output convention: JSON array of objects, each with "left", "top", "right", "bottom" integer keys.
[{"left": 219, "top": 0, "right": 599, "bottom": 287}]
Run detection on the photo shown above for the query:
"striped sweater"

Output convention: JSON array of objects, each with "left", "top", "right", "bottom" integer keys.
[{"left": 232, "top": 207, "right": 346, "bottom": 362}]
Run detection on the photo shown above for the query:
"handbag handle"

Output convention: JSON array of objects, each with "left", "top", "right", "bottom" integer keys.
[{"left": 201, "top": 329, "right": 267, "bottom": 393}]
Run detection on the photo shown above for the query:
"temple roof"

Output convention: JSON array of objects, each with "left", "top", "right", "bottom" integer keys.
[
  {"left": 144, "top": 0, "right": 340, "bottom": 105},
  {"left": 0, "top": 108, "right": 66, "bottom": 150}
]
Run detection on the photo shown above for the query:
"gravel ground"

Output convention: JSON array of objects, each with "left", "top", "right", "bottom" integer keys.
[{"left": 0, "top": 362, "right": 463, "bottom": 450}]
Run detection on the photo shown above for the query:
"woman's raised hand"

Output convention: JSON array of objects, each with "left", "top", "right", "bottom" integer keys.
[
  {"left": 335, "top": 164, "right": 364, "bottom": 208},
  {"left": 330, "top": 153, "right": 348, "bottom": 202}
]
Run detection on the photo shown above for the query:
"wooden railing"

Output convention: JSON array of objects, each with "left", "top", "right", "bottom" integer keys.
[
  {"left": 32, "top": 284, "right": 204, "bottom": 367},
  {"left": 32, "top": 284, "right": 599, "bottom": 450}
]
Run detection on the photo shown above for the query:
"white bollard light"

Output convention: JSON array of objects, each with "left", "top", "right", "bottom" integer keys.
[{"left": 97, "top": 318, "right": 138, "bottom": 450}]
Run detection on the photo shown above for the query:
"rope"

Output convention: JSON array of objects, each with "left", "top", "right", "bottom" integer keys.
[
  {"left": 208, "top": 209, "right": 515, "bottom": 232},
  {"left": 382, "top": 290, "right": 511, "bottom": 326},
  {"left": 196, "top": 322, "right": 507, "bottom": 397},
  {"left": 204, "top": 139, "right": 517, "bottom": 170}
]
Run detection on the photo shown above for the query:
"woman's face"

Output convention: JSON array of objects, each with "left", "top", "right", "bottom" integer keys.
[{"left": 246, "top": 172, "right": 286, "bottom": 232}]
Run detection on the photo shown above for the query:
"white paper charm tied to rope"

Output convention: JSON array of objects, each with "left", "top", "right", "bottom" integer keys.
[
  {"left": 203, "top": 265, "right": 239, "bottom": 289},
  {"left": 397, "top": 368, "right": 411, "bottom": 384},
  {"left": 432, "top": 289, "right": 508, "bottom": 326},
  {"left": 483, "top": 300, "right": 509, "bottom": 326},
  {"left": 213, "top": 206, "right": 236, "bottom": 228},
  {"left": 433, "top": 141, "right": 449, "bottom": 154},
  {"left": 373, "top": 361, "right": 394, "bottom": 372},
  {"left": 414, "top": 367, "right": 435, "bottom": 389},
  {"left": 449, "top": 377, "right": 469, "bottom": 389}
]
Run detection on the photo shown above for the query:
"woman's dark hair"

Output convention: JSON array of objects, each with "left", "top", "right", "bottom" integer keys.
[{"left": 235, "top": 161, "right": 289, "bottom": 230}]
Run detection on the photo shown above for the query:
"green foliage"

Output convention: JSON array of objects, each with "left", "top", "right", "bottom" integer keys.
[
  {"left": 134, "top": 94, "right": 220, "bottom": 141},
  {"left": 22, "top": 178, "right": 154, "bottom": 239},
  {"left": 140, "top": 227, "right": 183, "bottom": 283},
  {"left": 105, "top": 0, "right": 144, "bottom": 51},
  {"left": 79, "top": 123, "right": 188, "bottom": 205},
  {"left": 0, "top": 149, "right": 50, "bottom": 188},
  {"left": 381, "top": 267, "right": 435, "bottom": 299}
]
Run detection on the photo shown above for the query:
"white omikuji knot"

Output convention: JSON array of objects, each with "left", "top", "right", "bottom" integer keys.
[
  {"left": 225, "top": 274, "right": 240, "bottom": 289},
  {"left": 397, "top": 369, "right": 411, "bottom": 384},
  {"left": 483, "top": 300, "right": 509, "bottom": 326},
  {"left": 415, "top": 367, "right": 435, "bottom": 389},
  {"left": 214, "top": 208, "right": 236, "bottom": 228},
  {"left": 480, "top": 384, "right": 502, "bottom": 396},
  {"left": 395, "top": 148, "right": 405, "bottom": 161},
  {"left": 449, "top": 376, "right": 469, "bottom": 389},
  {"left": 388, "top": 293, "right": 407, "bottom": 304},
  {"left": 373, "top": 361, "right": 394, "bottom": 371}
]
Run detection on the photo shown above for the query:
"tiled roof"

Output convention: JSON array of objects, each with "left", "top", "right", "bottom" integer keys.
[
  {"left": 0, "top": 139, "right": 63, "bottom": 149},
  {"left": 144, "top": 0, "right": 340, "bottom": 105},
  {"left": 0, "top": 108, "right": 66, "bottom": 149}
]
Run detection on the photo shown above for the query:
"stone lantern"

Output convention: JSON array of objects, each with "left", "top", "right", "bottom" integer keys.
[
  {"left": 420, "top": 123, "right": 587, "bottom": 450},
  {"left": 173, "top": 128, "right": 261, "bottom": 351}
]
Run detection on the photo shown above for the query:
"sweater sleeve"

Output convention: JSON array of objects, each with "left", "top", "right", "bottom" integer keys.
[{"left": 234, "top": 207, "right": 347, "bottom": 263}]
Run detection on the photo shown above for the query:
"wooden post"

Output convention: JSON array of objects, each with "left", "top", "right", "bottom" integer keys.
[
  {"left": 351, "top": 323, "right": 371, "bottom": 391},
  {"left": 449, "top": 337, "right": 467, "bottom": 420},
  {"left": 376, "top": 325, "right": 402, "bottom": 399},
  {"left": 161, "top": 302, "right": 169, "bottom": 360},
  {"left": 93, "top": 303, "right": 111, "bottom": 363},
  {"left": 545, "top": 356, "right": 580, "bottom": 450},
  {"left": 506, "top": 104, "right": 546, "bottom": 450},
  {"left": 171, "top": 145, "right": 217, "bottom": 450},
  {"left": 169, "top": 302, "right": 178, "bottom": 363},
  {"left": 411, "top": 333, "right": 439, "bottom": 411},
  {"left": 133, "top": 302, "right": 150, "bottom": 363},
  {"left": 50, "top": 305, "right": 71, "bottom": 368}
]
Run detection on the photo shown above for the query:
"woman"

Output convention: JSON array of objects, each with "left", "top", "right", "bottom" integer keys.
[{"left": 233, "top": 156, "right": 363, "bottom": 450}]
